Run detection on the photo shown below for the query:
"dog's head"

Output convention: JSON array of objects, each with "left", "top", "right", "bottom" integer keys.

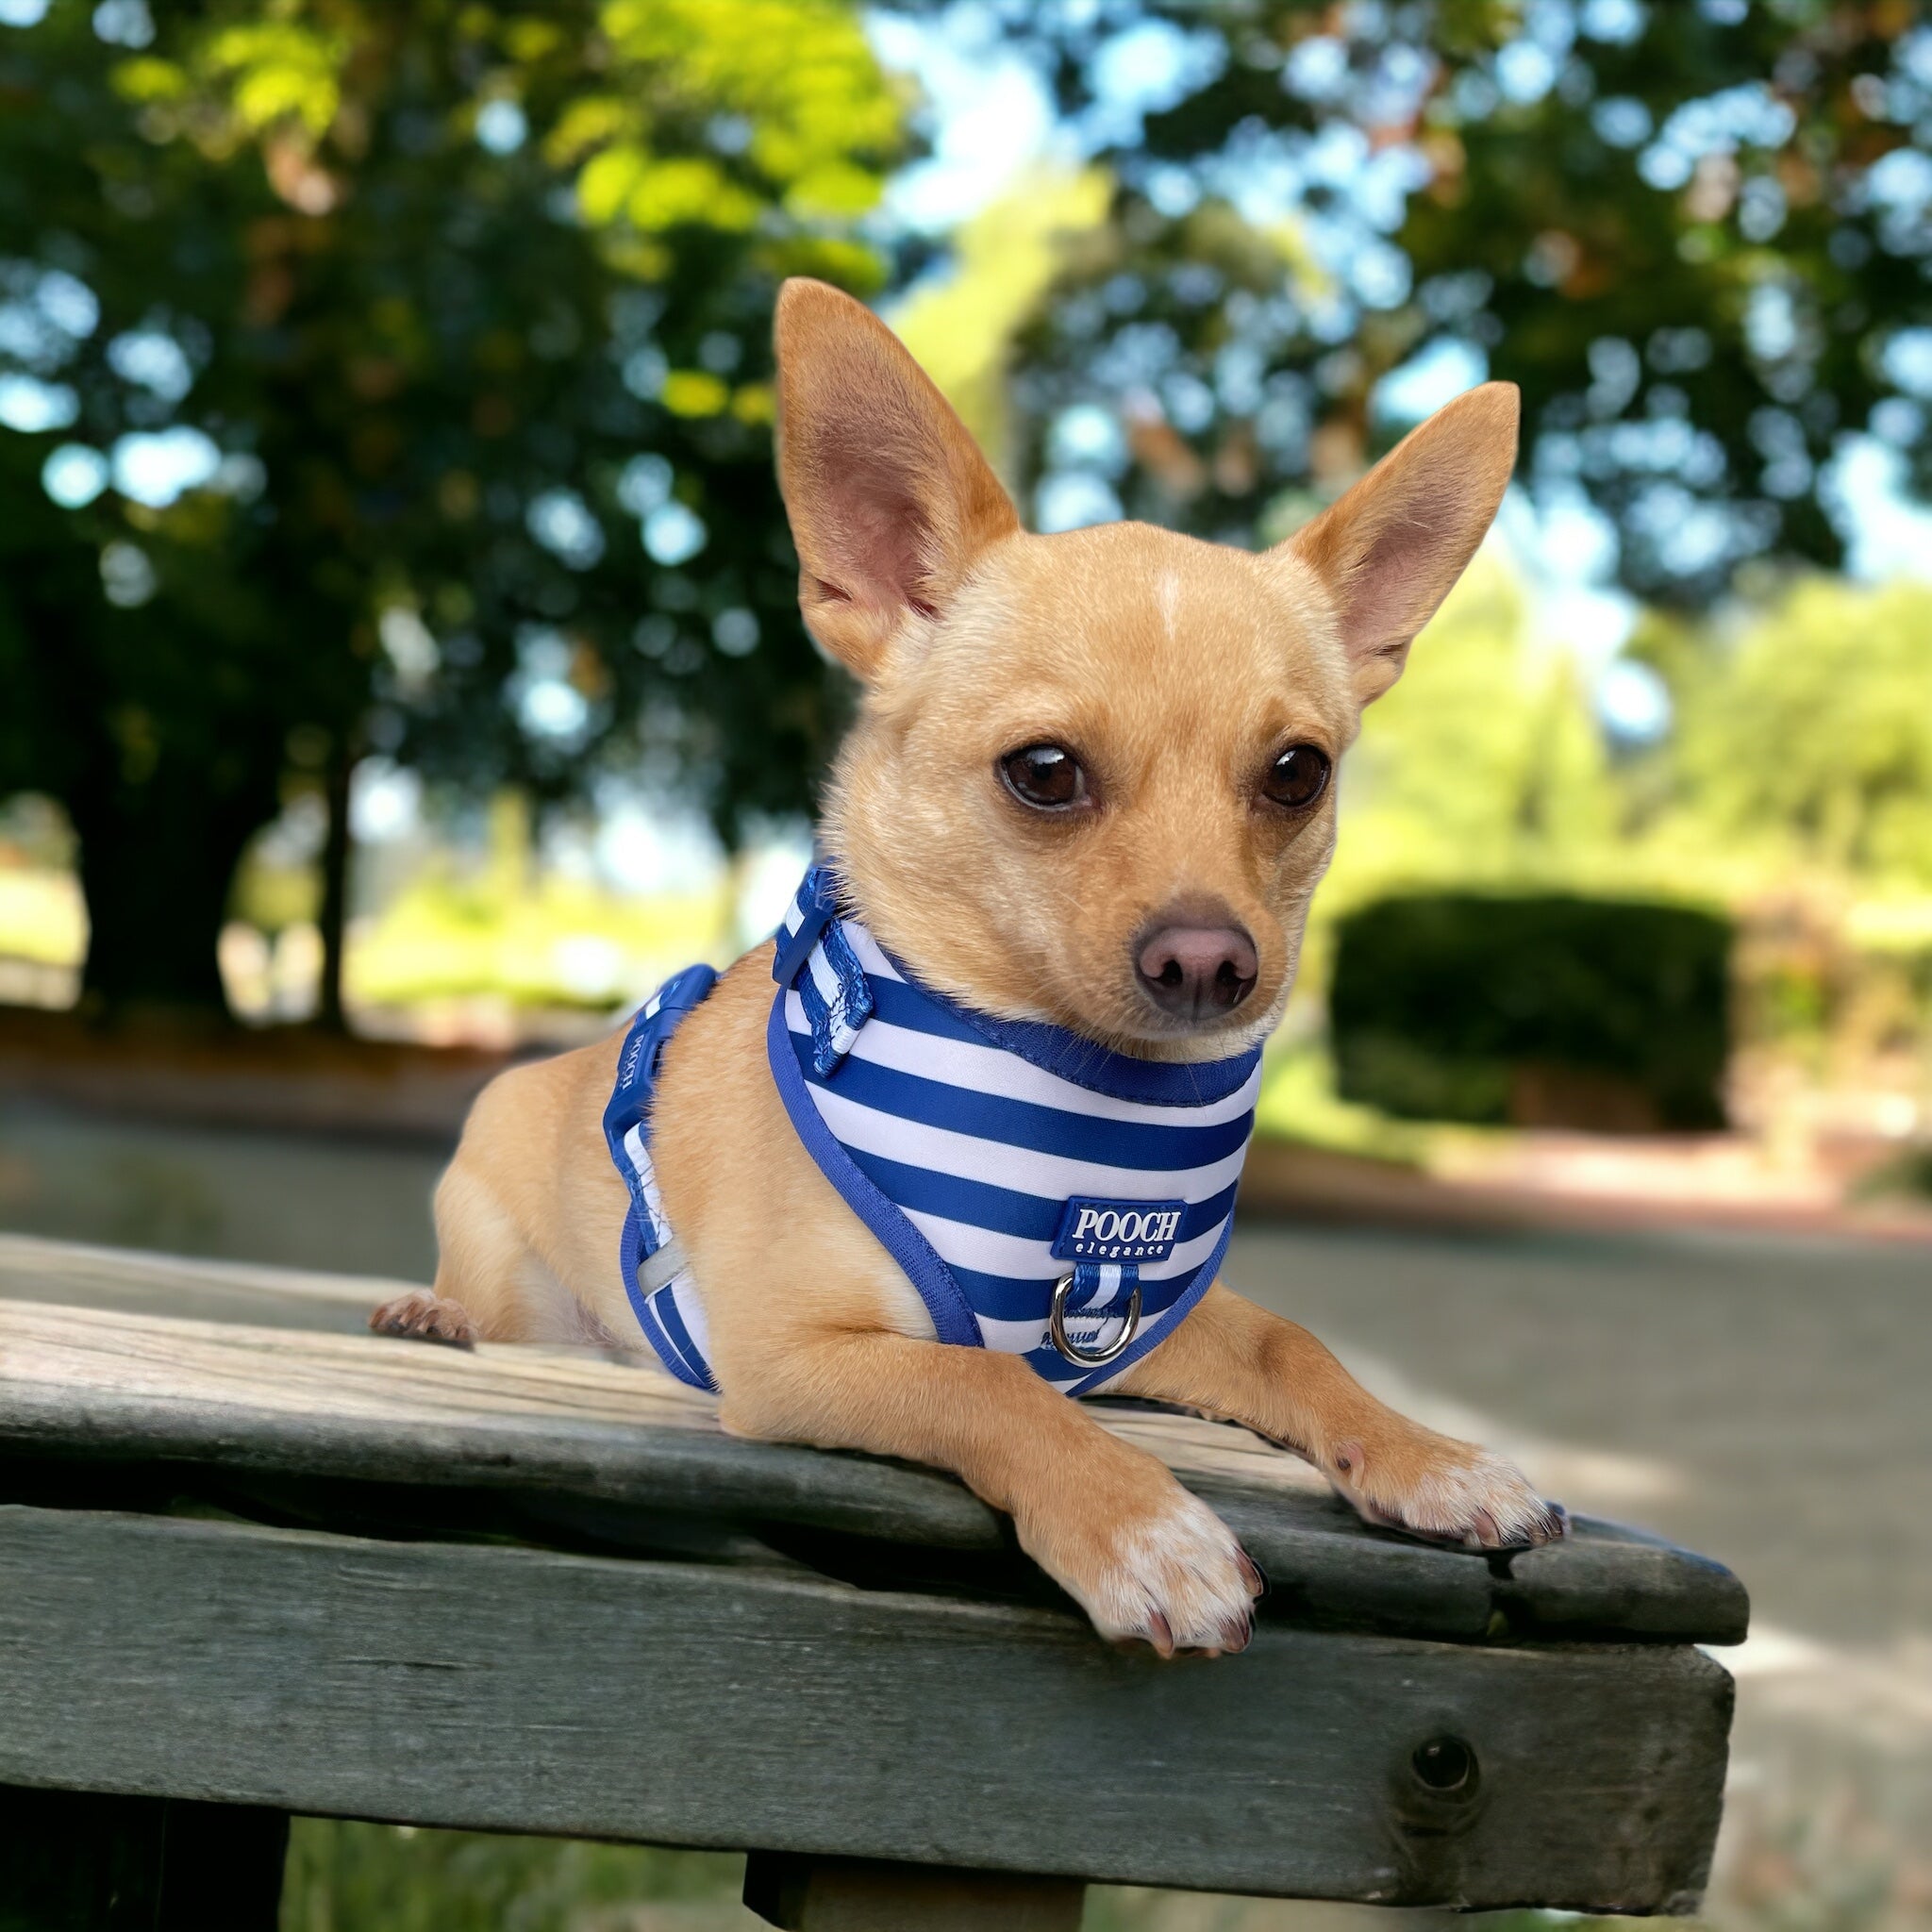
[{"left": 774, "top": 278, "right": 1516, "bottom": 1060}]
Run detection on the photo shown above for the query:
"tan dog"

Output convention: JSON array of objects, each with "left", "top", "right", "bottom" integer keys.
[{"left": 375, "top": 279, "right": 1564, "bottom": 1656}]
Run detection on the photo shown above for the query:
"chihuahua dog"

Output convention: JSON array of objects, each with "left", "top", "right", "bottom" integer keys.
[{"left": 374, "top": 279, "right": 1564, "bottom": 1657}]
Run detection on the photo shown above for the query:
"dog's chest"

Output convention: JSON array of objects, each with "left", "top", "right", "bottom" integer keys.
[{"left": 608, "top": 868, "right": 1260, "bottom": 1396}]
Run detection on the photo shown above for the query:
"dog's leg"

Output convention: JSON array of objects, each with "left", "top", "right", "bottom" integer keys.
[
  {"left": 1111, "top": 1285, "right": 1566, "bottom": 1549},
  {"left": 718, "top": 1328, "right": 1262, "bottom": 1655},
  {"left": 647, "top": 964, "right": 1258, "bottom": 1650},
  {"left": 372, "top": 1154, "right": 555, "bottom": 1348}
]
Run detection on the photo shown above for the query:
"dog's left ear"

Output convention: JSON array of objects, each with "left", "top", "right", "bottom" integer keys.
[
  {"left": 774, "top": 277, "right": 1021, "bottom": 682},
  {"left": 1274, "top": 382, "right": 1519, "bottom": 706}
]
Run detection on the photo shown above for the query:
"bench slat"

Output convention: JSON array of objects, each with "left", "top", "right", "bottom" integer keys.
[
  {"left": 0, "top": 1290, "right": 1745, "bottom": 1644},
  {"left": 0, "top": 1503, "right": 1730, "bottom": 1910}
]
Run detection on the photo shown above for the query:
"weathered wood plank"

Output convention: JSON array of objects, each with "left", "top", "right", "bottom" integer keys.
[
  {"left": 0, "top": 1293, "right": 1009, "bottom": 1551},
  {"left": 0, "top": 1277, "right": 1748, "bottom": 1644},
  {"left": 1501, "top": 1528, "right": 1750, "bottom": 1640},
  {"left": 0, "top": 1504, "right": 1730, "bottom": 1910},
  {"left": 0, "top": 1233, "right": 387, "bottom": 1334},
  {"left": 0, "top": 1292, "right": 1747, "bottom": 1643}
]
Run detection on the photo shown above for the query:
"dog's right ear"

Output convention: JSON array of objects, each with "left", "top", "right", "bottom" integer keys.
[
  {"left": 774, "top": 278, "right": 1020, "bottom": 682},
  {"left": 1273, "top": 382, "right": 1519, "bottom": 707}
]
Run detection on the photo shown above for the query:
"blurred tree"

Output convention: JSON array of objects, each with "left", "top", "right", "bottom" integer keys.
[
  {"left": 1654, "top": 575, "right": 1932, "bottom": 888},
  {"left": 0, "top": 0, "right": 899, "bottom": 1019},
  {"left": 893, "top": 170, "right": 1113, "bottom": 475},
  {"left": 958, "top": 1, "right": 1931, "bottom": 606},
  {"left": 1329, "top": 556, "right": 1615, "bottom": 901}
]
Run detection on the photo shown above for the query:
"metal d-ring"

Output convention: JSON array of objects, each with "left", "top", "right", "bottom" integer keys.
[{"left": 1048, "top": 1274, "right": 1141, "bottom": 1367}]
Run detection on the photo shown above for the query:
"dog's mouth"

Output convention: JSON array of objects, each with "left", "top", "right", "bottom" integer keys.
[
  {"left": 1003, "top": 907, "right": 1276, "bottom": 1056},
  {"left": 1119, "top": 993, "right": 1264, "bottom": 1048},
  {"left": 1047, "top": 968, "right": 1270, "bottom": 1058}
]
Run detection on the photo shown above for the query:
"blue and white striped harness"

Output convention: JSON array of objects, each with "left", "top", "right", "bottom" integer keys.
[{"left": 603, "top": 865, "right": 1261, "bottom": 1397}]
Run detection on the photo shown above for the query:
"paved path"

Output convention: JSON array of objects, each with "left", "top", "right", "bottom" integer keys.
[
  {"left": 1228, "top": 1220, "right": 1931, "bottom": 1651},
  {"left": 0, "top": 1097, "right": 446, "bottom": 1283}
]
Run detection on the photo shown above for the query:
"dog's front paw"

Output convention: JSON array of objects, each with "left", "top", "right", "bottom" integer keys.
[
  {"left": 1325, "top": 1419, "right": 1566, "bottom": 1551},
  {"left": 1022, "top": 1471, "right": 1263, "bottom": 1657},
  {"left": 370, "top": 1290, "right": 478, "bottom": 1350}
]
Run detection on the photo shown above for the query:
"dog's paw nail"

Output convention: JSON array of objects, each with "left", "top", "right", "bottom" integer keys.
[
  {"left": 1221, "top": 1614, "right": 1253, "bottom": 1655},
  {"left": 1471, "top": 1507, "right": 1501, "bottom": 1549},
  {"left": 1237, "top": 1549, "right": 1266, "bottom": 1597},
  {"left": 1145, "top": 1610, "right": 1175, "bottom": 1658},
  {"left": 369, "top": 1293, "right": 476, "bottom": 1349}
]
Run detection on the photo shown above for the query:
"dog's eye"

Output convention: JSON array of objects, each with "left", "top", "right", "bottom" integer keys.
[
  {"left": 999, "top": 743, "right": 1088, "bottom": 810},
  {"left": 1261, "top": 743, "right": 1331, "bottom": 810}
]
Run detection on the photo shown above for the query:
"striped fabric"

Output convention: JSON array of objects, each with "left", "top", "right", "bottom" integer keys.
[{"left": 606, "top": 866, "right": 1262, "bottom": 1397}]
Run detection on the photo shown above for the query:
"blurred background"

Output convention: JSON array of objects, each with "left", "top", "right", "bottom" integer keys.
[{"left": 1, "top": 0, "right": 1929, "bottom": 1926}]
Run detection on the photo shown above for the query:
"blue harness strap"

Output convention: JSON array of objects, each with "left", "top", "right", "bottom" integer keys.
[
  {"left": 602, "top": 961, "right": 719, "bottom": 1390},
  {"left": 607, "top": 866, "right": 1261, "bottom": 1397},
  {"left": 773, "top": 862, "right": 874, "bottom": 1074}
]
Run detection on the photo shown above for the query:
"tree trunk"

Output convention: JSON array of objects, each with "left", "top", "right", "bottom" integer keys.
[
  {"left": 67, "top": 760, "right": 275, "bottom": 1024},
  {"left": 314, "top": 734, "right": 355, "bottom": 1033}
]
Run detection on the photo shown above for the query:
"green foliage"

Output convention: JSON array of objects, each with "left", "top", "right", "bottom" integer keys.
[
  {"left": 280, "top": 1819, "right": 742, "bottom": 1932},
  {"left": 0, "top": 0, "right": 900, "bottom": 1008},
  {"left": 1271, "top": 558, "right": 1631, "bottom": 1024},
  {"left": 579, "top": 0, "right": 900, "bottom": 240},
  {"left": 1257, "top": 564, "right": 1932, "bottom": 1141},
  {"left": 1855, "top": 1141, "right": 1932, "bottom": 1205},
  {"left": 1330, "top": 891, "right": 1733, "bottom": 1131},
  {"left": 894, "top": 169, "right": 1115, "bottom": 477},
  {"left": 1332, "top": 558, "right": 1615, "bottom": 895},
  {"left": 1299, "top": 564, "right": 1932, "bottom": 942},
  {"left": 1655, "top": 577, "right": 1932, "bottom": 890},
  {"left": 991, "top": 4, "right": 1930, "bottom": 603}
]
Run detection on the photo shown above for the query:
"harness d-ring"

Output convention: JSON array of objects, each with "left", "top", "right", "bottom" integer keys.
[{"left": 1048, "top": 1274, "right": 1141, "bottom": 1367}]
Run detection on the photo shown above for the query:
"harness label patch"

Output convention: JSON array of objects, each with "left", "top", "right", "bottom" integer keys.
[
  {"left": 616, "top": 1028, "right": 649, "bottom": 1094},
  {"left": 1052, "top": 1196, "right": 1186, "bottom": 1264}
]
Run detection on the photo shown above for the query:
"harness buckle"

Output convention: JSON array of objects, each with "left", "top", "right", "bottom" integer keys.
[{"left": 1048, "top": 1274, "right": 1141, "bottom": 1367}]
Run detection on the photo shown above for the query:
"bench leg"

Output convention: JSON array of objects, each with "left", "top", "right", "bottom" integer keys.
[
  {"left": 0, "top": 1782, "right": 288, "bottom": 1931},
  {"left": 743, "top": 1850, "right": 1085, "bottom": 1931}
]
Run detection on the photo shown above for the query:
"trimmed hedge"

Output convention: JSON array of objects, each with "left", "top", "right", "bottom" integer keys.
[{"left": 1329, "top": 892, "right": 1732, "bottom": 1132}]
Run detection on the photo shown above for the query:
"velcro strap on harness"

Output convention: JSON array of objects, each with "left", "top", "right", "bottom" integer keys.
[
  {"left": 772, "top": 862, "right": 873, "bottom": 1075},
  {"left": 604, "top": 961, "right": 719, "bottom": 1267}
]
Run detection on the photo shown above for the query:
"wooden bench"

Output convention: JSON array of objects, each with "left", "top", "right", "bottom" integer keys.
[{"left": 0, "top": 1234, "right": 1745, "bottom": 1927}]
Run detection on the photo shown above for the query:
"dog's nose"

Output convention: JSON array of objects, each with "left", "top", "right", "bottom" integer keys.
[{"left": 1135, "top": 920, "right": 1258, "bottom": 1021}]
